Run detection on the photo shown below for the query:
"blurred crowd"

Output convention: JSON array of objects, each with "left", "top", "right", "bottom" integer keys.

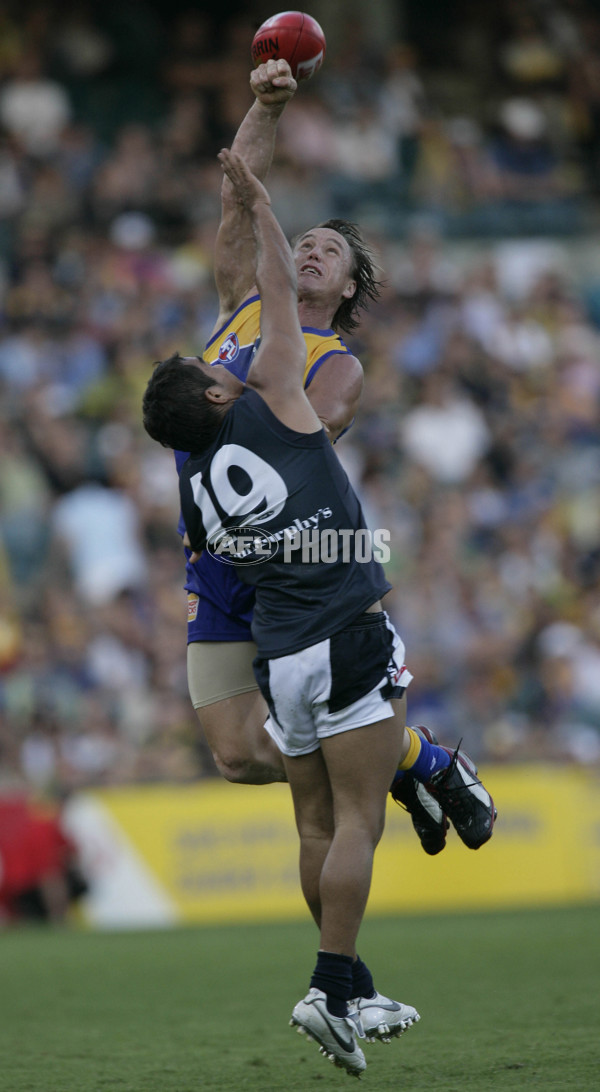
[{"left": 1, "top": 0, "right": 600, "bottom": 800}]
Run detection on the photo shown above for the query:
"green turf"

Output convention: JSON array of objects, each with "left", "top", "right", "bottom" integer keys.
[{"left": 0, "top": 904, "right": 598, "bottom": 1091}]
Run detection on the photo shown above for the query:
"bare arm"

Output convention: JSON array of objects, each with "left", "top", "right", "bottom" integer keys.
[
  {"left": 211, "top": 60, "right": 297, "bottom": 328},
  {"left": 217, "top": 150, "right": 319, "bottom": 433},
  {"left": 306, "top": 354, "right": 364, "bottom": 441}
]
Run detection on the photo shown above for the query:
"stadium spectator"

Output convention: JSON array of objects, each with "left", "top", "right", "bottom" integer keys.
[
  {"left": 378, "top": 42, "right": 427, "bottom": 201},
  {"left": 498, "top": 9, "right": 566, "bottom": 90},
  {"left": 0, "top": 792, "right": 88, "bottom": 924},
  {"left": 0, "top": 49, "right": 71, "bottom": 158},
  {"left": 400, "top": 370, "right": 491, "bottom": 482},
  {"left": 489, "top": 98, "right": 561, "bottom": 202}
]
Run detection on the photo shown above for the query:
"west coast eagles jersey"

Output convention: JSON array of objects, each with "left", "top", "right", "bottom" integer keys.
[
  {"left": 203, "top": 293, "right": 353, "bottom": 386},
  {"left": 178, "top": 293, "right": 354, "bottom": 643}
]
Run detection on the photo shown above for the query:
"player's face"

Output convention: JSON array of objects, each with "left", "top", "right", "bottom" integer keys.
[{"left": 293, "top": 228, "right": 356, "bottom": 304}]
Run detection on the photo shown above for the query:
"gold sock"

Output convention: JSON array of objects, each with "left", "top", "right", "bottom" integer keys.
[{"left": 397, "top": 726, "right": 422, "bottom": 771}]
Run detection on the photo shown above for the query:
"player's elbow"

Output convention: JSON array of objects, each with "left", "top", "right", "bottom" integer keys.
[{"left": 317, "top": 410, "right": 343, "bottom": 442}]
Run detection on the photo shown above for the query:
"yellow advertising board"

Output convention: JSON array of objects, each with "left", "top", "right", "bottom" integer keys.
[{"left": 67, "top": 765, "right": 600, "bottom": 928}]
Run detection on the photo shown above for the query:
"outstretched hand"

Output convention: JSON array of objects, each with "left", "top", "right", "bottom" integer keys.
[
  {"left": 218, "top": 149, "right": 272, "bottom": 211},
  {"left": 250, "top": 59, "right": 297, "bottom": 107}
]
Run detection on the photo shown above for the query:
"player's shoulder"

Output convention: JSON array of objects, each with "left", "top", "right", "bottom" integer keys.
[
  {"left": 301, "top": 323, "right": 351, "bottom": 352},
  {"left": 303, "top": 330, "right": 362, "bottom": 389},
  {"left": 207, "top": 290, "right": 261, "bottom": 347},
  {"left": 205, "top": 292, "right": 261, "bottom": 365}
]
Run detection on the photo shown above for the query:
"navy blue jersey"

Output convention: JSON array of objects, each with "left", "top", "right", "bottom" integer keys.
[
  {"left": 174, "top": 298, "right": 353, "bottom": 643},
  {"left": 179, "top": 388, "right": 390, "bottom": 658}
]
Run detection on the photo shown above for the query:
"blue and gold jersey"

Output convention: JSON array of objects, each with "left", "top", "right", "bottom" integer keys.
[
  {"left": 203, "top": 295, "right": 262, "bottom": 380},
  {"left": 180, "top": 294, "right": 354, "bottom": 643},
  {"left": 204, "top": 294, "right": 352, "bottom": 387}
]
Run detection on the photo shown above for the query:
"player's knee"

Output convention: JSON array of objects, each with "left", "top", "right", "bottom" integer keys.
[
  {"left": 339, "top": 808, "right": 386, "bottom": 849},
  {"left": 367, "top": 804, "right": 387, "bottom": 847},
  {"left": 373, "top": 813, "right": 386, "bottom": 847},
  {"left": 213, "top": 749, "right": 253, "bottom": 783},
  {"left": 212, "top": 749, "right": 285, "bottom": 785},
  {"left": 297, "top": 817, "right": 335, "bottom": 844}
]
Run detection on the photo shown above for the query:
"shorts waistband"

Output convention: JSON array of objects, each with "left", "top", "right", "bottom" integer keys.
[{"left": 346, "top": 609, "right": 386, "bottom": 630}]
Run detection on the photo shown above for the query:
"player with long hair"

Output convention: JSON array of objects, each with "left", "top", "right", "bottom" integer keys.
[
  {"left": 176, "top": 59, "right": 495, "bottom": 865},
  {"left": 144, "top": 149, "right": 495, "bottom": 1074}
]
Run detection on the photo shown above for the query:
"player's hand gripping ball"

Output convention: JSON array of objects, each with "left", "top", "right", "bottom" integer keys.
[{"left": 251, "top": 11, "right": 326, "bottom": 80}]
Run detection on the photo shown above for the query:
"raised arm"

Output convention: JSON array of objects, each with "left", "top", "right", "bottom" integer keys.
[
  {"left": 217, "top": 150, "right": 320, "bottom": 434},
  {"left": 211, "top": 60, "right": 297, "bottom": 328}
]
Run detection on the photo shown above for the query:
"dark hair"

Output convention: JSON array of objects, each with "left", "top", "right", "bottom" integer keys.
[
  {"left": 142, "top": 353, "right": 222, "bottom": 452},
  {"left": 316, "top": 219, "right": 382, "bottom": 333}
]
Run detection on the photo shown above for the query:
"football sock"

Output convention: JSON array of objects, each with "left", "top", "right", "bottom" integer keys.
[
  {"left": 393, "top": 726, "right": 451, "bottom": 784},
  {"left": 310, "top": 950, "right": 353, "bottom": 1017},
  {"left": 352, "top": 955, "right": 376, "bottom": 1000}
]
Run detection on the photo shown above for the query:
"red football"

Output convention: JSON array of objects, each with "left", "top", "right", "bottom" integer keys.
[{"left": 251, "top": 11, "right": 326, "bottom": 80}]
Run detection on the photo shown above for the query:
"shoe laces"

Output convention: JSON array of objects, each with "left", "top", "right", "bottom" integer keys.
[
  {"left": 433, "top": 739, "right": 484, "bottom": 810},
  {"left": 442, "top": 739, "right": 464, "bottom": 781}
]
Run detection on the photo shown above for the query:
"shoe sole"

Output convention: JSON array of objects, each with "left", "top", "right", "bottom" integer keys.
[
  {"left": 455, "top": 749, "right": 497, "bottom": 848},
  {"left": 432, "top": 748, "right": 496, "bottom": 850},
  {"left": 412, "top": 780, "right": 448, "bottom": 855},
  {"left": 362, "top": 1011, "right": 420, "bottom": 1043}
]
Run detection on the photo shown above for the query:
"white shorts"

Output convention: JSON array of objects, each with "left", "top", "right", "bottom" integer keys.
[{"left": 253, "top": 611, "right": 412, "bottom": 757}]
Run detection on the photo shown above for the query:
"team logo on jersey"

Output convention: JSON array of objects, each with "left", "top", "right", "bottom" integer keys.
[{"left": 218, "top": 333, "right": 240, "bottom": 362}]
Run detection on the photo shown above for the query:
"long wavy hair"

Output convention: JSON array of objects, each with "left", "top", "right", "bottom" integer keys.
[{"left": 313, "top": 218, "right": 382, "bottom": 333}]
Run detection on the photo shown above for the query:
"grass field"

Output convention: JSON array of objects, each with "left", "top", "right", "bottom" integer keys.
[{"left": 0, "top": 904, "right": 598, "bottom": 1091}]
